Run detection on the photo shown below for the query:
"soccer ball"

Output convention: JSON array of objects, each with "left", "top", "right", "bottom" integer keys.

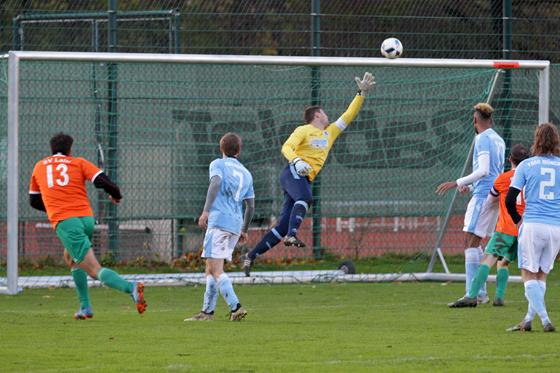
[{"left": 380, "top": 38, "right": 403, "bottom": 59}]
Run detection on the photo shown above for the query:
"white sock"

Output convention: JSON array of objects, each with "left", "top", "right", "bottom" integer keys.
[
  {"left": 477, "top": 247, "right": 487, "bottom": 297},
  {"left": 525, "top": 280, "right": 550, "bottom": 326},
  {"left": 202, "top": 275, "right": 218, "bottom": 313},
  {"left": 526, "top": 281, "right": 548, "bottom": 323},
  {"left": 465, "top": 248, "right": 480, "bottom": 296}
]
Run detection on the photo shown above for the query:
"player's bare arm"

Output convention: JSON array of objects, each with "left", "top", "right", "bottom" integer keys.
[{"left": 435, "top": 180, "right": 458, "bottom": 195}]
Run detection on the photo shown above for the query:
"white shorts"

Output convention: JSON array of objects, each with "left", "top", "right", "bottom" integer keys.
[
  {"left": 202, "top": 227, "right": 239, "bottom": 261},
  {"left": 463, "top": 196, "right": 498, "bottom": 238},
  {"left": 517, "top": 222, "right": 560, "bottom": 274}
]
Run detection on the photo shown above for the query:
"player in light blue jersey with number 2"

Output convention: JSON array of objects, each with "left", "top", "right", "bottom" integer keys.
[
  {"left": 506, "top": 123, "right": 560, "bottom": 333},
  {"left": 437, "top": 103, "right": 505, "bottom": 306},
  {"left": 185, "top": 133, "right": 255, "bottom": 322}
]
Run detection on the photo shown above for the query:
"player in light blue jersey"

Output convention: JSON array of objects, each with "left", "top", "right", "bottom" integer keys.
[
  {"left": 436, "top": 103, "right": 505, "bottom": 306},
  {"left": 185, "top": 133, "right": 255, "bottom": 322},
  {"left": 505, "top": 123, "right": 560, "bottom": 333}
]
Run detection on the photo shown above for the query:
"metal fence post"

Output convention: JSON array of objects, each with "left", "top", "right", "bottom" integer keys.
[
  {"left": 311, "top": 0, "right": 322, "bottom": 259},
  {"left": 107, "top": 0, "right": 119, "bottom": 258},
  {"left": 501, "top": 0, "right": 513, "bottom": 166}
]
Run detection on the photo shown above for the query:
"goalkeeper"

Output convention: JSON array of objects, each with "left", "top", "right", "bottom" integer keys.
[{"left": 242, "top": 72, "right": 375, "bottom": 276}]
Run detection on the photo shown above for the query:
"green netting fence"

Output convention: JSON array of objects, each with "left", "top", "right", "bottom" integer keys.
[
  {"left": 1, "top": 1, "right": 560, "bottom": 62},
  {"left": 0, "top": 57, "right": 554, "bottom": 264},
  {"left": 1, "top": 0, "right": 560, "bottom": 266}
]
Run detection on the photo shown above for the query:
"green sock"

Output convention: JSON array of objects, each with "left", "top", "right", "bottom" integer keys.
[
  {"left": 468, "top": 263, "right": 490, "bottom": 299},
  {"left": 495, "top": 267, "right": 509, "bottom": 300},
  {"left": 98, "top": 268, "right": 133, "bottom": 294},
  {"left": 71, "top": 268, "right": 91, "bottom": 310}
]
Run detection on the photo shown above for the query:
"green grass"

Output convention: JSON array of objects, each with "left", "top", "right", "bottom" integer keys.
[{"left": 1, "top": 272, "right": 559, "bottom": 372}]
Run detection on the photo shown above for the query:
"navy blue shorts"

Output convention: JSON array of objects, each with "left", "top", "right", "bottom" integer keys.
[{"left": 280, "top": 164, "right": 312, "bottom": 203}]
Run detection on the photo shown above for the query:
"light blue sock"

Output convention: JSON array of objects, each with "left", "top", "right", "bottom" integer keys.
[
  {"left": 525, "top": 280, "right": 550, "bottom": 326},
  {"left": 523, "top": 280, "right": 548, "bottom": 323},
  {"left": 477, "top": 247, "right": 487, "bottom": 297},
  {"left": 465, "top": 248, "right": 480, "bottom": 296},
  {"left": 539, "top": 280, "right": 547, "bottom": 295},
  {"left": 217, "top": 273, "right": 240, "bottom": 311},
  {"left": 202, "top": 275, "right": 218, "bottom": 313},
  {"left": 523, "top": 290, "right": 536, "bottom": 323}
]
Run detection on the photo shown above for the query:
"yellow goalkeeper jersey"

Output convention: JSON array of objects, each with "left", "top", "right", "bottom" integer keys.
[{"left": 281, "top": 94, "right": 365, "bottom": 181}]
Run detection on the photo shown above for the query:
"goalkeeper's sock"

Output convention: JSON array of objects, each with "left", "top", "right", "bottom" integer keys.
[
  {"left": 525, "top": 280, "right": 550, "bottom": 326},
  {"left": 217, "top": 273, "right": 239, "bottom": 311},
  {"left": 495, "top": 267, "right": 509, "bottom": 300},
  {"left": 287, "top": 201, "right": 308, "bottom": 237},
  {"left": 98, "top": 267, "right": 133, "bottom": 294},
  {"left": 71, "top": 268, "right": 91, "bottom": 310},
  {"left": 464, "top": 248, "right": 480, "bottom": 296},
  {"left": 202, "top": 275, "right": 218, "bottom": 313},
  {"left": 467, "top": 263, "right": 490, "bottom": 299},
  {"left": 248, "top": 228, "right": 282, "bottom": 260}
]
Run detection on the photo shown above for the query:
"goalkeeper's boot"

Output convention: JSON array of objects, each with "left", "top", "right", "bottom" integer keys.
[
  {"left": 241, "top": 254, "right": 253, "bottom": 277},
  {"left": 284, "top": 235, "right": 306, "bottom": 248},
  {"left": 492, "top": 298, "right": 505, "bottom": 307},
  {"left": 543, "top": 323, "right": 556, "bottom": 333},
  {"left": 131, "top": 281, "right": 147, "bottom": 314},
  {"left": 230, "top": 304, "right": 247, "bottom": 321},
  {"left": 73, "top": 306, "right": 93, "bottom": 320},
  {"left": 184, "top": 311, "right": 214, "bottom": 321},
  {"left": 447, "top": 296, "right": 477, "bottom": 308},
  {"left": 506, "top": 320, "right": 532, "bottom": 332}
]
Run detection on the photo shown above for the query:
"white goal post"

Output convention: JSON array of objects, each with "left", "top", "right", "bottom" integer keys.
[{"left": 1, "top": 51, "right": 550, "bottom": 294}]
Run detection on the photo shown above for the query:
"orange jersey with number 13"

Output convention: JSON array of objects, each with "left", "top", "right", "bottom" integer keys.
[{"left": 29, "top": 154, "right": 102, "bottom": 229}]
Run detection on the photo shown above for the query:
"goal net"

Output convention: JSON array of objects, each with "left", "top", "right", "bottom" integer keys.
[{"left": 0, "top": 52, "right": 550, "bottom": 293}]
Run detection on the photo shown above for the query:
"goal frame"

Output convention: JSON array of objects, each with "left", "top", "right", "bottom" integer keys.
[{"left": 1, "top": 51, "right": 550, "bottom": 294}]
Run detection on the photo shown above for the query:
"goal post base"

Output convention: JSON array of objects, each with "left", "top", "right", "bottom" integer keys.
[{"left": 11, "top": 271, "right": 522, "bottom": 289}]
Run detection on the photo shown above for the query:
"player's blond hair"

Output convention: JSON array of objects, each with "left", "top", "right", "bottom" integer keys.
[{"left": 473, "top": 103, "right": 494, "bottom": 121}]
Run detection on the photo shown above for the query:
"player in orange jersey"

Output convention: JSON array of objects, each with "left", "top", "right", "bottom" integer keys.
[
  {"left": 448, "top": 144, "right": 529, "bottom": 308},
  {"left": 29, "top": 132, "right": 147, "bottom": 319}
]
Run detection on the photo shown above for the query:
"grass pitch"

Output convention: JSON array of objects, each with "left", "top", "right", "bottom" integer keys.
[{"left": 1, "top": 276, "right": 559, "bottom": 372}]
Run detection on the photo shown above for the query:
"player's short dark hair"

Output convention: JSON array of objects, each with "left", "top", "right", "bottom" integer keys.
[
  {"left": 473, "top": 103, "right": 494, "bottom": 121},
  {"left": 509, "top": 143, "right": 529, "bottom": 166},
  {"left": 304, "top": 105, "right": 322, "bottom": 124},
  {"left": 220, "top": 132, "right": 242, "bottom": 157},
  {"left": 531, "top": 122, "right": 560, "bottom": 156},
  {"left": 50, "top": 132, "right": 73, "bottom": 155}
]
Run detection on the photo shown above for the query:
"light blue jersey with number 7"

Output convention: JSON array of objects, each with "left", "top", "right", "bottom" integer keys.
[
  {"left": 511, "top": 155, "right": 560, "bottom": 225},
  {"left": 208, "top": 157, "right": 255, "bottom": 234}
]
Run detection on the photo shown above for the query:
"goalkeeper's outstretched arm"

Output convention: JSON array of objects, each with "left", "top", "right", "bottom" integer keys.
[{"left": 333, "top": 72, "right": 375, "bottom": 134}]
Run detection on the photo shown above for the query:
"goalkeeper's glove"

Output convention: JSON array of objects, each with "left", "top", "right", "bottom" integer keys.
[
  {"left": 355, "top": 72, "right": 375, "bottom": 96},
  {"left": 291, "top": 157, "right": 312, "bottom": 177}
]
